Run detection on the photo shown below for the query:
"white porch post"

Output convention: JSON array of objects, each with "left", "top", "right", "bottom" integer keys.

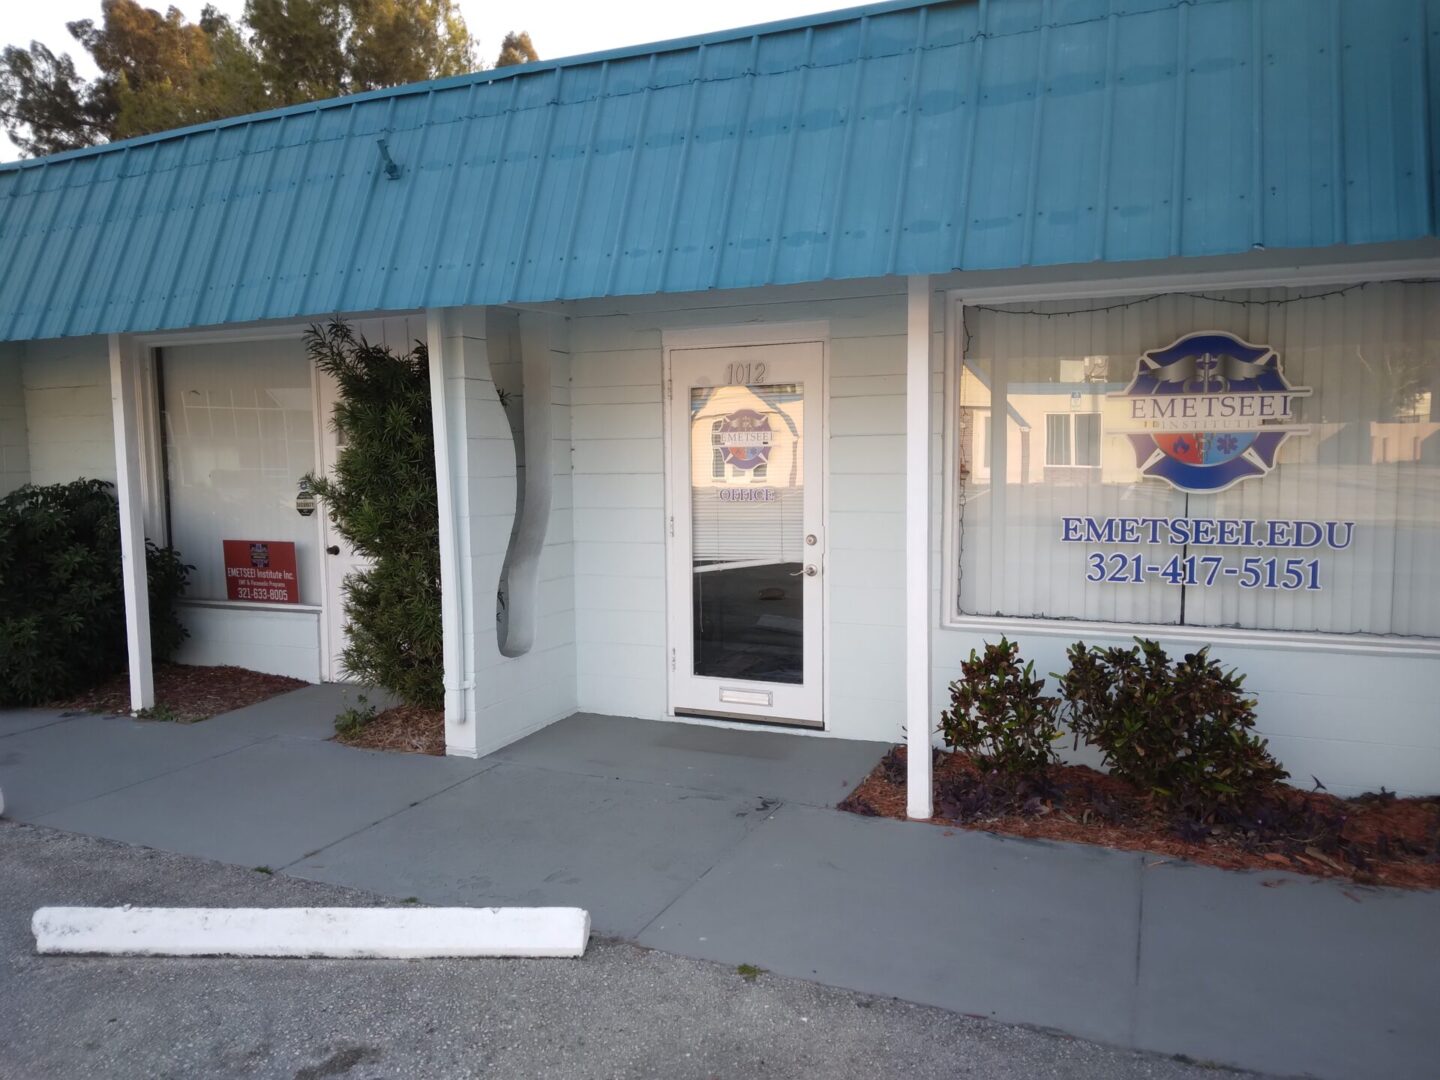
[
  {"left": 905, "top": 276, "right": 933, "bottom": 820},
  {"left": 427, "top": 309, "right": 470, "bottom": 747},
  {"left": 108, "top": 333, "right": 154, "bottom": 712}
]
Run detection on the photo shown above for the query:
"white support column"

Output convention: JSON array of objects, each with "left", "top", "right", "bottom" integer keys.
[
  {"left": 427, "top": 309, "right": 469, "bottom": 746},
  {"left": 108, "top": 333, "right": 154, "bottom": 712},
  {"left": 905, "top": 276, "right": 933, "bottom": 820}
]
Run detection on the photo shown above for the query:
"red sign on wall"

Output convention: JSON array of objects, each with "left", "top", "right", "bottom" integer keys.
[{"left": 223, "top": 540, "right": 300, "bottom": 604}]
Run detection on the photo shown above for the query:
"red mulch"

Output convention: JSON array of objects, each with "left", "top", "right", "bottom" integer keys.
[
  {"left": 49, "top": 662, "right": 306, "bottom": 724},
  {"left": 335, "top": 704, "right": 445, "bottom": 756},
  {"left": 840, "top": 745, "right": 1440, "bottom": 890}
]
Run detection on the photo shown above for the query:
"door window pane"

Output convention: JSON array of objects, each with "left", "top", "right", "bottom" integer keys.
[{"left": 689, "top": 383, "right": 805, "bottom": 683}]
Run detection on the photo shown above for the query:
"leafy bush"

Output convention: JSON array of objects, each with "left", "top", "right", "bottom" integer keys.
[
  {"left": 1056, "top": 639, "right": 1287, "bottom": 820},
  {"left": 305, "top": 320, "right": 443, "bottom": 708},
  {"left": 939, "top": 637, "right": 1062, "bottom": 781},
  {"left": 0, "top": 478, "right": 190, "bottom": 705}
]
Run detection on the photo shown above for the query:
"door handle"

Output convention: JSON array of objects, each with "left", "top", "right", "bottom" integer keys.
[
  {"left": 790, "top": 564, "right": 818, "bottom": 577},
  {"left": 326, "top": 545, "right": 340, "bottom": 556}
]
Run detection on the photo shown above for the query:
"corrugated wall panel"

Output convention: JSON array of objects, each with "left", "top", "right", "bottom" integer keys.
[
  {"left": 1338, "top": 0, "right": 1428, "bottom": 244},
  {"left": 1102, "top": 7, "right": 1178, "bottom": 260},
  {"left": 519, "top": 62, "right": 610, "bottom": 301},
  {"left": 718, "top": 43, "right": 814, "bottom": 291},
  {"left": 14, "top": 158, "right": 100, "bottom": 341},
  {"left": 829, "top": 17, "right": 920, "bottom": 275},
  {"left": 962, "top": 12, "right": 1041, "bottom": 268},
  {"left": 1175, "top": 0, "right": 1250, "bottom": 255},
  {"left": 1029, "top": 9, "right": 1109, "bottom": 266},
  {"left": 1430, "top": 0, "right": 1440, "bottom": 233},
  {"left": 889, "top": 7, "right": 974, "bottom": 276},
  {"left": 1260, "top": 0, "right": 1340, "bottom": 250},
  {"left": 773, "top": 20, "right": 863, "bottom": 284},
  {"left": 0, "top": 0, "right": 1434, "bottom": 342},
  {"left": 662, "top": 42, "right": 757, "bottom": 294},
  {"left": 610, "top": 52, "right": 698, "bottom": 298}
]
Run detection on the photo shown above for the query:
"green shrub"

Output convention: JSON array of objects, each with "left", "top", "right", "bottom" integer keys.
[
  {"left": 305, "top": 320, "right": 443, "bottom": 708},
  {"left": 0, "top": 478, "right": 190, "bottom": 705},
  {"left": 1056, "top": 639, "right": 1288, "bottom": 820},
  {"left": 939, "top": 637, "right": 1062, "bottom": 781}
]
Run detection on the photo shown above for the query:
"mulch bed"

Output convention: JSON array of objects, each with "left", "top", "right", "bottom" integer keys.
[
  {"left": 48, "top": 662, "right": 306, "bottom": 724},
  {"left": 840, "top": 746, "right": 1440, "bottom": 890},
  {"left": 335, "top": 704, "right": 445, "bottom": 756}
]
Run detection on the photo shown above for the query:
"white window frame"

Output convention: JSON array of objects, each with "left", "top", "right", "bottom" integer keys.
[
  {"left": 1042, "top": 411, "right": 1102, "bottom": 469},
  {"left": 941, "top": 259, "right": 1440, "bottom": 658}
]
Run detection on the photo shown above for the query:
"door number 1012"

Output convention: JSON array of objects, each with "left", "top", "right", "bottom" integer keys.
[{"left": 723, "top": 361, "right": 767, "bottom": 385}]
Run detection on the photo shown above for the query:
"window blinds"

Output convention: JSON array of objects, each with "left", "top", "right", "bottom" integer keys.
[{"left": 955, "top": 282, "right": 1440, "bottom": 638}]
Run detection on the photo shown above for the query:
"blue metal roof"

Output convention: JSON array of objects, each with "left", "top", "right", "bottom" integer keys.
[{"left": 0, "top": 0, "right": 1435, "bottom": 342}]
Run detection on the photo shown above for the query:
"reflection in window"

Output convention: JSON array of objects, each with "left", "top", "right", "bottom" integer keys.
[
  {"left": 690, "top": 382, "right": 805, "bottom": 683},
  {"left": 955, "top": 284, "right": 1440, "bottom": 637}
]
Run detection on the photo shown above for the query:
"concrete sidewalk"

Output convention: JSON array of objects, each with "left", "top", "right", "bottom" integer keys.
[
  {"left": 2, "top": 691, "right": 1436, "bottom": 1079},
  {"left": 0, "top": 823, "right": 1236, "bottom": 1080}
]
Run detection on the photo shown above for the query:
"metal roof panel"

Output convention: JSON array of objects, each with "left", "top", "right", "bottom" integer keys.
[{"left": 0, "top": 0, "right": 1433, "bottom": 341}]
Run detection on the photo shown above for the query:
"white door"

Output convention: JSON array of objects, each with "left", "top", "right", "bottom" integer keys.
[
  {"left": 315, "top": 372, "right": 370, "bottom": 683},
  {"left": 666, "top": 341, "right": 824, "bottom": 728}
]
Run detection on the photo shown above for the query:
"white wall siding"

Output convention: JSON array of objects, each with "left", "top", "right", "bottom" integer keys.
[
  {"left": 566, "top": 277, "right": 1435, "bottom": 797},
  {"left": 0, "top": 343, "right": 29, "bottom": 494},
  {"left": 436, "top": 307, "right": 577, "bottom": 757},
  {"left": 173, "top": 603, "right": 322, "bottom": 682},
  {"left": 20, "top": 338, "right": 114, "bottom": 485},
  {"left": 569, "top": 282, "right": 913, "bottom": 742}
]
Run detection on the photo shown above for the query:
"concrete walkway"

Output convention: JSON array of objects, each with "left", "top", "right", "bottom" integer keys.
[{"left": 2, "top": 688, "right": 1436, "bottom": 1080}]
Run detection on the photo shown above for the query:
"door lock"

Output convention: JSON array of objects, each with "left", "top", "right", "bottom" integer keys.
[{"left": 790, "top": 564, "right": 818, "bottom": 577}]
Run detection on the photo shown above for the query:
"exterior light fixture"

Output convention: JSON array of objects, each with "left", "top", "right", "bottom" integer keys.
[{"left": 376, "top": 138, "right": 401, "bottom": 180}]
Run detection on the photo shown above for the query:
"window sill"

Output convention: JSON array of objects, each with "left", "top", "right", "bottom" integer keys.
[
  {"left": 941, "top": 614, "right": 1440, "bottom": 659},
  {"left": 177, "top": 598, "right": 323, "bottom": 615}
]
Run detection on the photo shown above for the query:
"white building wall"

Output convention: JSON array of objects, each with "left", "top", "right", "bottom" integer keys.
[
  {"left": 173, "top": 603, "right": 323, "bottom": 682},
  {"left": 570, "top": 281, "right": 913, "bottom": 744},
  {"left": 570, "top": 279, "right": 1437, "bottom": 797},
  {"left": 19, "top": 337, "right": 114, "bottom": 485},
  {"left": 0, "top": 343, "right": 29, "bottom": 495},
  {"left": 436, "top": 307, "right": 577, "bottom": 757}
]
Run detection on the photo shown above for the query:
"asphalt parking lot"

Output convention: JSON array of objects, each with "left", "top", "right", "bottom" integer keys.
[{"left": 0, "top": 820, "right": 1244, "bottom": 1080}]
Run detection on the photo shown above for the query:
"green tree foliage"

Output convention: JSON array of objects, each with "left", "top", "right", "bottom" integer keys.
[
  {"left": 0, "top": 42, "right": 106, "bottom": 156},
  {"left": 244, "top": 0, "right": 349, "bottom": 103},
  {"left": 304, "top": 320, "right": 442, "bottom": 709},
  {"left": 0, "top": 478, "right": 190, "bottom": 705},
  {"left": 346, "top": 0, "right": 475, "bottom": 90},
  {"left": 494, "top": 30, "right": 538, "bottom": 69},
  {"left": 1, "top": 0, "right": 511, "bottom": 156}
]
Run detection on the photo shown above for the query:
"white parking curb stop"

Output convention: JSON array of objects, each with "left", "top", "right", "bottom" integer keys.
[{"left": 32, "top": 906, "right": 590, "bottom": 958}]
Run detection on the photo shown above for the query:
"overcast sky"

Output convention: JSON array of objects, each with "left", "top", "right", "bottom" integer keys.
[{"left": 1, "top": 0, "right": 847, "bottom": 160}]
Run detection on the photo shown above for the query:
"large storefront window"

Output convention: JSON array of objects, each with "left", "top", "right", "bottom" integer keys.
[
  {"left": 954, "top": 282, "right": 1440, "bottom": 638},
  {"left": 161, "top": 340, "right": 322, "bottom": 606}
]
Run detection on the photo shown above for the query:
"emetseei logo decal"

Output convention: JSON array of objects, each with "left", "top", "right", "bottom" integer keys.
[
  {"left": 1103, "top": 331, "right": 1311, "bottom": 494},
  {"left": 717, "top": 409, "right": 773, "bottom": 471}
]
